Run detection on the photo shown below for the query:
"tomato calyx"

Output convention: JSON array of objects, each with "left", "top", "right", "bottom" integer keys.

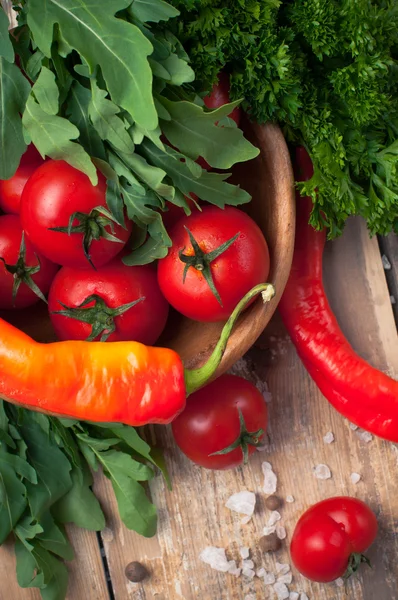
[
  {"left": 0, "top": 233, "right": 47, "bottom": 305},
  {"left": 49, "top": 206, "right": 125, "bottom": 269},
  {"left": 51, "top": 293, "right": 145, "bottom": 341},
  {"left": 209, "top": 408, "right": 264, "bottom": 464},
  {"left": 344, "top": 552, "right": 371, "bottom": 580},
  {"left": 179, "top": 226, "right": 240, "bottom": 305}
]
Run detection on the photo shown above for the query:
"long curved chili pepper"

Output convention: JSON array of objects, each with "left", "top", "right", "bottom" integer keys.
[
  {"left": 0, "top": 283, "right": 275, "bottom": 426},
  {"left": 279, "top": 146, "right": 398, "bottom": 442}
]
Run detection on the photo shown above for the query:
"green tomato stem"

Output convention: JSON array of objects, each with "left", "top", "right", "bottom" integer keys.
[{"left": 184, "top": 282, "right": 275, "bottom": 396}]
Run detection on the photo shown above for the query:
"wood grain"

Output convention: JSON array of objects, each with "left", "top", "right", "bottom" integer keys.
[
  {"left": 93, "top": 217, "right": 398, "bottom": 600},
  {"left": 379, "top": 233, "right": 398, "bottom": 325}
]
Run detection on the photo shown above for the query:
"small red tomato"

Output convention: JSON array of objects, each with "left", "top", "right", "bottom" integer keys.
[
  {"left": 20, "top": 160, "right": 132, "bottom": 269},
  {"left": 48, "top": 259, "right": 169, "bottom": 344},
  {"left": 0, "top": 145, "right": 44, "bottom": 215},
  {"left": 158, "top": 206, "right": 270, "bottom": 322},
  {"left": 0, "top": 215, "right": 58, "bottom": 309},
  {"left": 290, "top": 497, "right": 378, "bottom": 582},
  {"left": 172, "top": 374, "right": 268, "bottom": 469}
]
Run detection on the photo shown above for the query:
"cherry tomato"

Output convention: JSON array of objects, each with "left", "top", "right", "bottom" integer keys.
[
  {"left": 0, "top": 145, "right": 44, "bottom": 215},
  {"left": 290, "top": 496, "right": 378, "bottom": 582},
  {"left": 20, "top": 160, "right": 132, "bottom": 269},
  {"left": 172, "top": 374, "right": 268, "bottom": 469},
  {"left": 48, "top": 259, "right": 169, "bottom": 344},
  {"left": 0, "top": 215, "right": 58, "bottom": 309},
  {"left": 158, "top": 206, "right": 270, "bottom": 322}
]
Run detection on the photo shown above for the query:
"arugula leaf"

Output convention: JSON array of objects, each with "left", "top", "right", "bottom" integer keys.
[
  {"left": 18, "top": 414, "right": 72, "bottom": 519},
  {"left": 36, "top": 511, "right": 74, "bottom": 561},
  {"left": 89, "top": 79, "right": 135, "bottom": 155},
  {"left": 52, "top": 464, "right": 105, "bottom": 531},
  {"left": 0, "top": 58, "right": 30, "bottom": 179},
  {"left": 26, "top": 49, "right": 45, "bottom": 82},
  {"left": 0, "top": 461, "right": 27, "bottom": 544},
  {"left": 128, "top": 0, "right": 180, "bottom": 23},
  {"left": 15, "top": 539, "right": 69, "bottom": 599},
  {"left": 156, "top": 53, "right": 194, "bottom": 86},
  {"left": 141, "top": 140, "right": 252, "bottom": 206},
  {"left": 160, "top": 98, "right": 259, "bottom": 169},
  {"left": 0, "top": 447, "right": 37, "bottom": 484},
  {"left": 119, "top": 151, "right": 175, "bottom": 199},
  {"left": 66, "top": 81, "right": 106, "bottom": 160},
  {"left": 27, "top": 0, "right": 157, "bottom": 130},
  {"left": 0, "top": 7, "right": 14, "bottom": 63},
  {"left": 0, "top": 400, "right": 16, "bottom": 448},
  {"left": 22, "top": 68, "right": 97, "bottom": 184},
  {"left": 15, "top": 516, "right": 44, "bottom": 552},
  {"left": 98, "top": 449, "right": 154, "bottom": 481},
  {"left": 123, "top": 233, "right": 169, "bottom": 265}
]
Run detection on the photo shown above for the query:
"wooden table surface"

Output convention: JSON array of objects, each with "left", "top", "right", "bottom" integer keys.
[{"left": 0, "top": 219, "right": 397, "bottom": 600}]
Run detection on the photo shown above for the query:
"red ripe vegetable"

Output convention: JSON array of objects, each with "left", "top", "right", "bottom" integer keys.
[
  {"left": 20, "top": 160, "right": 132, "bottom": 269},
  {"left": 0, "top": 214, "right": 58, "bottom": 309},
  {"left": 48, "top": 259, "right": 169, "bottom": 344},
  {"left": 158, "top": 206, "right": 270, "bottom": 322},
  {"left": 162, "top": 195, "right": 200, "bottom": 231},
  {"left": 0, "top": 145, "right": 44, "bottom": 215},
  {"left": 290, "top": 496, "right": 378, "bottom": 582},
  {"left": 172, "top": 374, "right": 268, "bottom": 469},
  {"left": 203, "top": 72, "right": 240, "bottom": 125}
]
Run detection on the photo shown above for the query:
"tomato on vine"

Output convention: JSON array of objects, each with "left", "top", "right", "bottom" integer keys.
[
  {"left": 0, "top": 145, "right": 44, "bottom": 215},
  {"left": 171, "top": 374, "right": 268, "bottom": 470},
  {"left": 290, "top": 497, "right": 378, "bottom": 582},
  {"left": 158, "top": 206, "right": 270, "bottom": 322},
  {"left": 20, "top": 160, "right": 132, "bottom": 269},
  {"left": 48, "top": 259, "right": 169, "bottom": 344},
  {"left": 0, "top": 215, "right": 58, "bottom": 309}
]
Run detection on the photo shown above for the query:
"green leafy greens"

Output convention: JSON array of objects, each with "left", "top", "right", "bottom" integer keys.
[{"left": 167, "top": 0, "right": 398, "bottom": 237}]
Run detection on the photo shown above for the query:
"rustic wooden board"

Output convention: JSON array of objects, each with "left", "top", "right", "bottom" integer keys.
[
  {"left": 379, "top": 233, "right": 398, "bottom": 324},
  {"left": 90, "top": 217, "right": 398, "bottom": 600}
]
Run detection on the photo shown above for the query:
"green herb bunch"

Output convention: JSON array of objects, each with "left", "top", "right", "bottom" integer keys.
[{"left": 168, "top": 0, "right": 398, "bottom": 237}]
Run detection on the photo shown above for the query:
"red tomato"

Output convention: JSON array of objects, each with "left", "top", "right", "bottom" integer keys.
[
  {"left": 0, "top": 145, "right": 44, "bottom": 215},
  {"left": 162, "top": 195, "right": 200, "bottom": 231},
  {"left": 290, "top": 497, "right": 378, "bottom": 582},
  {"left": 0, "top": 215, "right": 58, "bottom": 309},
  {"left": 48, "top": 259, "right": 169, "bottom": 344},
  {"left": 20, "top": 160, "right": 132, "bottom": 269},
  {"left": 172, "top": 374, "right": 268, "bottom": 469},
  {"left": 197, "top": 72, "right": 241, "bottom": 170},
  {"left": 158, "top": 206, "right": 270, "bottom": 322}
]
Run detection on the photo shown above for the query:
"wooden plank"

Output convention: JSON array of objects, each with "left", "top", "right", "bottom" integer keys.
[
  {"left": 93, "top": 216, "right": 398, "bottom": 600},
  {"left": 0, "top": 528, "right": 109, "bottom": 599},
  {"left": 379, "top": 233, "right": 398, "bottom": 325}
]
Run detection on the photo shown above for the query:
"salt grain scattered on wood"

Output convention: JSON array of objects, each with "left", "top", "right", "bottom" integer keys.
[
  {"left": 382, "top": 254, "right": 392, "bottom": 270},
  {"left": 286, "top": 495, "right": 295, "bottom": 503},
  {"left": 313, "top": 464, "right": 332, "bottom": 479},
  {"left": 349, "top": 423, "right": 359, "bottom": 431},
  {"left": 359, "top": 430, "right": 373, "bottom": 443},
  {"left": 267, "top": 510, "right": 282, "bottom": 527},
  {"left": 239, "top": 547, "right": 250, "bottom": 559},
  {"left": 256, "top": 567, "right": 266, "bottom": 578},
  {"left": 225, "top": 491, "right": 256, "bottom": 521},
  {"left": 276, "top": 562, "right": 291, "bottom": 575},
  {"left": 274, "top": 581, "right": 290, "bottom": 600},
  {"left": 289, "top": 593, "right": 299, "bottom": 600},
  {"left": 242, "top": 559, "right": 254, "bottom": 570},
  {"left": 323, "top": 431, "right": 335, "bottom": 444},
  {"left": 262, "top": 462, "right": 278, "bottom": 494},
  {"left": 263, "top": 572, "right": 276, "bottom": 585},
  {"left": 199, "top": 547, "right": 230, "bottom": 572},
  {"left": 242, "top": 567, "right": 256, "bottom": 579},
  {"left": 263, "top": 525, "right": 277, "bottom": 536},
  {"left": 336, "top": 577, "right": 345, "bottom": 587},
  {"left": 350, "top": 472, "right": 361, "bottom": 484},
  {"left": 278, "top": 573, "right": 293, "bottom": 585},
  {"left": 300, "top": 594, "right": 309, "bottom": 600},
  {"left": 276, "top": 525, "right": 287, "bottom": 540}
]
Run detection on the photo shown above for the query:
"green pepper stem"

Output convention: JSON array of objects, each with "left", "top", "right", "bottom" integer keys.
[{"left": 184, "top": 283, "right": 275, "bottom": 395}]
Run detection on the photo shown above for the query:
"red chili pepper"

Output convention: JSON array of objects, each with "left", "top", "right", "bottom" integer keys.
[{"left": 279, "top": 147, "right": 398, "bottom": 442}]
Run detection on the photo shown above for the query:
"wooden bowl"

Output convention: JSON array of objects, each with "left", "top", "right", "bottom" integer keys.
[{"left": 3, "top": 120, "right": 295, "bottom": 376}]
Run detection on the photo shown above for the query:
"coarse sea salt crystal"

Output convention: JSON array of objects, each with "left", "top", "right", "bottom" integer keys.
[
  {"left": 239, "top": 546, "right": 250, "bottom": 559},
  {"left": 242, "top": 567, "right": 255, "bottom": 579},
  {"left": 382, "top": 254, "right": 392, "bottom": 270},
  {"left": 256, "top": 567, "right": 266, "bottom": 578},
  {"left": 278, "top": 573, "right": 293, "bottom": 585},
  {"left": 286, "top": 495, "right": 295, "bottom": 503},
  {"left": 225, "top": 491, "right": 256, "bottom": 520},
  {"left": 391, "top": 295, "right": 396, "bottom": 305},
  {"left": 276, "top": 562, "right": 290, "bottom": 575},
  {"left": 262, "top": 461, "right": 277, "bottom": 494},
  {"left": 263, "top": 525, "right": 276, "bottom": 536},
  {"left": 359, "top": 430, "right": 373, "bottom": 443},
  {"left": 274, "top": 582, "right": 290, "bottom": 600},
  {"left": 349, "top": 423, "right": 358, "bottom": 431},
  {"left": 267, "top": 510, "right": 282, "bottom": 527},
  {"left": 264, "top": 572, "right": 276, "bottom": 585},
  {"left": 276, "top": 525, "right": 287, "bottom": 540},
  {"left": 300, "top": 594, "right": 309, "bottom": 600},
  {"left": 323, "top": 431, "right": 334, "bottom": 444},
  {"left": 314, "top": 464, "right": 332, "bottom": 480},
  {"left": 350, "top": 472, "right": 361, "bottom": 484},
  {"left": 227, "top": 560, "right": 241, "bottom": 576},
  {"left": 289, "top": 593, "right": 299, "bottom": 600},
  {"left": 336, "top": 578, "right": 345, "bottom": 587},
  {"left": 242, "top": 559, "right": 254, "bottom": 570},
  {"left": 199, "top": 547, "right": 230, "bottom": 572}
]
